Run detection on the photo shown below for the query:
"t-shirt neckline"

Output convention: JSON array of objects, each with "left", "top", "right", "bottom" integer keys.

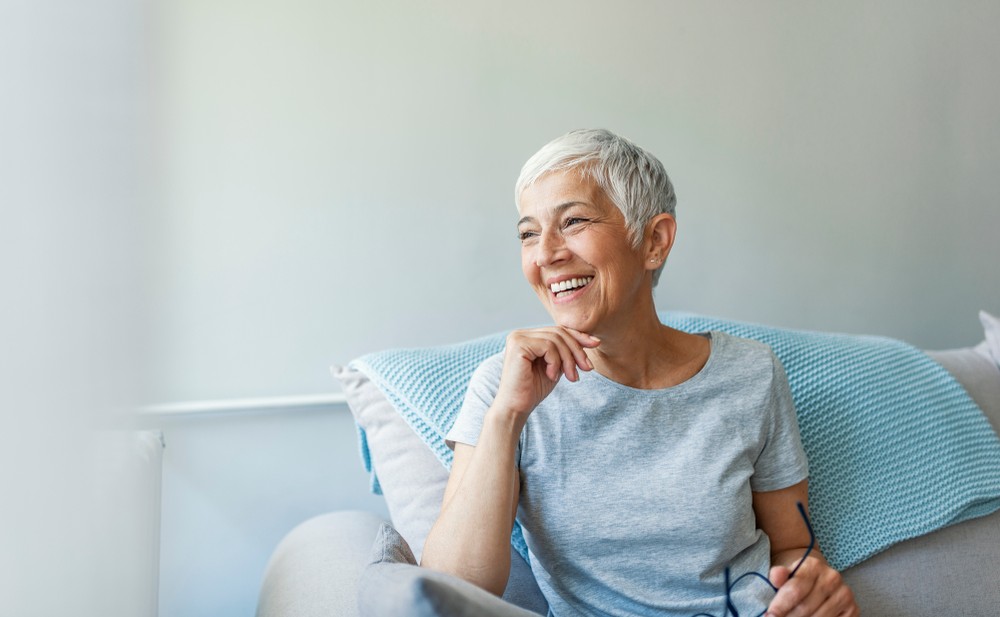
[{"left": 581, "top": 331, "right": 720, "bottom": 395}]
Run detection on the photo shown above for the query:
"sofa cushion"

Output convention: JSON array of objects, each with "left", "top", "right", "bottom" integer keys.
[{"left": 357, "top": 523, "right": 543, "bottom": 617}]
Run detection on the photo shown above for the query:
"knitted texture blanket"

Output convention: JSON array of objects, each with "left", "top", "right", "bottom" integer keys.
[{"left": 349, "top": 313, "right": 1000, "bottom": 570}]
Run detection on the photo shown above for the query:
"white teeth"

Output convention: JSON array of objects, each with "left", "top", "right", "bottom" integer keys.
[{"left": 549, "top": 276, "right": 593, "bottom": 294}]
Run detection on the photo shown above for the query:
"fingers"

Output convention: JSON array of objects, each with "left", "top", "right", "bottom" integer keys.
[
  {"left": 561, "top": 326, "right": 602, "bottom": 349},
  {"left": 495, "top": 327, "right": 601, "bottom": 415},
  {"left": 539, "top": 336, "right": 578, "bottom": 382},
  {"left": 768, "top": 565, "right": 791, "bottom": 589},
  {"left": 812, "top": 583, "right": 858, "bottom": 617},
  {"left": 539, "top": 327, "right": 599, "bottom": 379},
  {"left": 508, "top": 327, "right": 598, "bottom": 382},
  {"left": 766, "top": 558, "right": 857, "bottom": 617},
  {"left": 766, "top": 568, "right": 814, "bottom": 617}
]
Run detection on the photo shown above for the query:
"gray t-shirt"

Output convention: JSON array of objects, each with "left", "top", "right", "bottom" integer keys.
[{"left": 446, "top": 331, "right": 809, "bottom": 617}]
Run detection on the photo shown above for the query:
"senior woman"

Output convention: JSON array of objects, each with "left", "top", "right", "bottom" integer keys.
[{"left": 422, "top": 129, "right": 858, "bottom": 617}]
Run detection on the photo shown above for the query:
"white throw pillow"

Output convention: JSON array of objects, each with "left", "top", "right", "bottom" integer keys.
[
  {"left": 976, "top": 310, "right": 1000, "bottom": 368},
  {"left": 333, "top": 364, "right": 449, "bottom": 562}
]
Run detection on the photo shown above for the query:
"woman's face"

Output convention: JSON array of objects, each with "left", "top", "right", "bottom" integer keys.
[{"left": 517, "top": 170, "right": 651, "bottom": 335}]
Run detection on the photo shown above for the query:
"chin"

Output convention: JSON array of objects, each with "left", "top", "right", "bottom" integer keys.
[{"left": 549, "top": 312, "right": 594, "bottom": 334}]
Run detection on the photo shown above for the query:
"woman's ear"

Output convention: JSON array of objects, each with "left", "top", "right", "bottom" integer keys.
[{"left": 644, "top": 213, "right": 677, "bottom": 266}]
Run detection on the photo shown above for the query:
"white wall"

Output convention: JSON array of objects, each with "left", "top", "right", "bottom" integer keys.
[
  {"left": 1, "top": 1, "right": 159, "bottom": 616},
  {"left": 150, "top": 1, "right": 1000, "bottom": 616}
]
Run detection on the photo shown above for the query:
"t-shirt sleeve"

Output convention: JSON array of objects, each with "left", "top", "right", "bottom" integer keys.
[
  {"left": 445, "top": 353, "right": 505, "bottom": 450},
  {"left": 750, "top": 352, "right": 810, "bottom": 492}
]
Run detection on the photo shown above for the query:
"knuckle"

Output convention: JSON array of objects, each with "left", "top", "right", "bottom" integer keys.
[
  {"left": 781, "top": 581, "right": 806, "bottom": 607},
  {"left": 506, "top": 330, "right": 525, "bottom": 344},
  {"left": 820, "top": 568, "right": 839, "bottom": 588}
]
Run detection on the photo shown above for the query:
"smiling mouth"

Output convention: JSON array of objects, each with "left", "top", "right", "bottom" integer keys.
[{"left": 550, "top": 276, "right": 593, "bottom": 298}]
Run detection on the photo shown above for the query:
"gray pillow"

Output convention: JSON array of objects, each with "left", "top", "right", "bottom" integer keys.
[{"left": 357, "top": 523, "right": 543, "bottom": 617}]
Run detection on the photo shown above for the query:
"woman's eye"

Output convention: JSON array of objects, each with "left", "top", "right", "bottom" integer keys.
[
  {"left": 564, "top": 217, "right": 588, "bottom": 228},
  {"left": 518, "top": 230, "right": 538, "bottom": 242}
]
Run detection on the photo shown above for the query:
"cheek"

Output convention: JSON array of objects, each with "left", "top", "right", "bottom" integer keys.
[
  {"left": 599, "top": 247, "right": 645, "bottom": 286},
  {"left": 520, "top": 250, "right": 537, "bottom": 281}
]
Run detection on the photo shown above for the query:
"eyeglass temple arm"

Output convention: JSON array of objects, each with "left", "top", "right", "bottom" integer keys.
[{"left": 787, "top": 501, "right": 815, "bottom": 580}]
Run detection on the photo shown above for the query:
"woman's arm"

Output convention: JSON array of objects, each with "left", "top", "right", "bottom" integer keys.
[
  {"left": 753, "top": 480, "right": 859, "bottom": 617},
  {"left": 421, "top": 326, "right": 598, "bottom": 595},
  {"left": 421, "top": 414, "right": 522, "bottom": 595}
]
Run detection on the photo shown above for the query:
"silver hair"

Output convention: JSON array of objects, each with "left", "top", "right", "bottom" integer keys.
[{"left": 514, "top": 129, "right": 676, "bottom": 286}]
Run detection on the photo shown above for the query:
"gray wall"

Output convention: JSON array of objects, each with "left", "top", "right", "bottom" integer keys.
[
  {"left": 154, "top": 0, "right": 1000, "bottom": 404},
  {"left": 150, "top": 1, "right": 1000, "bottom": 616}
]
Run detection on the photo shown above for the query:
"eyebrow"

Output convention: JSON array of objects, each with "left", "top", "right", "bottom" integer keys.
[{"left": 517, "top": 201, "right": 591, "bottom": 227}]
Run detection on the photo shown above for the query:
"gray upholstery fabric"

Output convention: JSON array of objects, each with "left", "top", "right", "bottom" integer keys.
[
  {"left": 256, "top": 510, "right": 385, "bottom": 617},
  {"left": 502, "top": 549, "right": 549, "bottom": 615},
  {"left": 369, "top": 521, "right": 417, "bottom": 565},
  {"left": 358, "top": 523, "right": 543, "bottom": 617},
  {"left": 842, "top": 508, "right": 1000, "bottom": 616},
  {"left": 927, "top": 346, "right": 1000, "bottom": 433}
]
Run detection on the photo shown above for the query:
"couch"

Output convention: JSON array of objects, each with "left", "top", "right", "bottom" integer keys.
[{"left": 257, "top": 313, "right": 1000, "bottom": 617}]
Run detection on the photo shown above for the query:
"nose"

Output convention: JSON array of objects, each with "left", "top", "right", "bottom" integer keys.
[{"left": 534, "top": 228, "right": 569, "bottom": 267}]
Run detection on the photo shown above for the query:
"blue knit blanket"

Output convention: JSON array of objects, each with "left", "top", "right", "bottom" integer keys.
[{"left": 349, "top": 312, "right": 1000, "bottom": 570}]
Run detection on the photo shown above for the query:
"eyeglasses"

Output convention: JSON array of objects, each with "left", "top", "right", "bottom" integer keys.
[{"left": 691, "top": 502, "right": 815, "bottom": 617}]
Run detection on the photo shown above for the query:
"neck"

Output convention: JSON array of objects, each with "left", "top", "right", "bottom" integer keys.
[{"left": 584, "top": 303, "right": 708, "bottom": 390}]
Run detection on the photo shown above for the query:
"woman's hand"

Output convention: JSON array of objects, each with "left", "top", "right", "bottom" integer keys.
[
  {"left": 491, "top": 326, "right": 600, "bottom": 420},
  {"left": 765, "top": 555, "right": 859, "bottom": 617},
  {"left": 754, "top": 483, "right": 858, "bottom": 616}
]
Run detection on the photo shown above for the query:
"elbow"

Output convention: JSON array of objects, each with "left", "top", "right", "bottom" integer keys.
[
  {"left": 420, "top": 554, "right": 510, "bottom": 597},
  {"left": 456, "top": 569, "right": 511, "bottom": 598}
]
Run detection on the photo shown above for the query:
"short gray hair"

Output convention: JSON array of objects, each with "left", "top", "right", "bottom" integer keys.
[{"left": 514, "top": 128, "right": 677, "bottom": 286}]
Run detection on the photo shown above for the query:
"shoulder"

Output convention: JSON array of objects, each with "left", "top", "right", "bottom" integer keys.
[
  {"left": 466, "top": 351, "right": 505, "bottom": 391},
  {"left": 707, "top": 331, "right": 783, "bottom": 385},
  {"left": 471, "top": 351, "right": 505, "bottom": 378},
  {"left": 710, "top": 331, "right": 788, "bottom": 400},
  {"left": 456, "top": 352, "right": 506, "bottom": 421}
]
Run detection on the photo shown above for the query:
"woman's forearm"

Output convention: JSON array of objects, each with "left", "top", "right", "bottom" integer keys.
[{"left": 420, "top": 409, "right": 523, "bottom": 596}]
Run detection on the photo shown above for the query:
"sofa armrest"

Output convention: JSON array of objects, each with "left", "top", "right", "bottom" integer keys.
[{"left": 256, "top": 510, "right": 386, "bottom": 617}]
